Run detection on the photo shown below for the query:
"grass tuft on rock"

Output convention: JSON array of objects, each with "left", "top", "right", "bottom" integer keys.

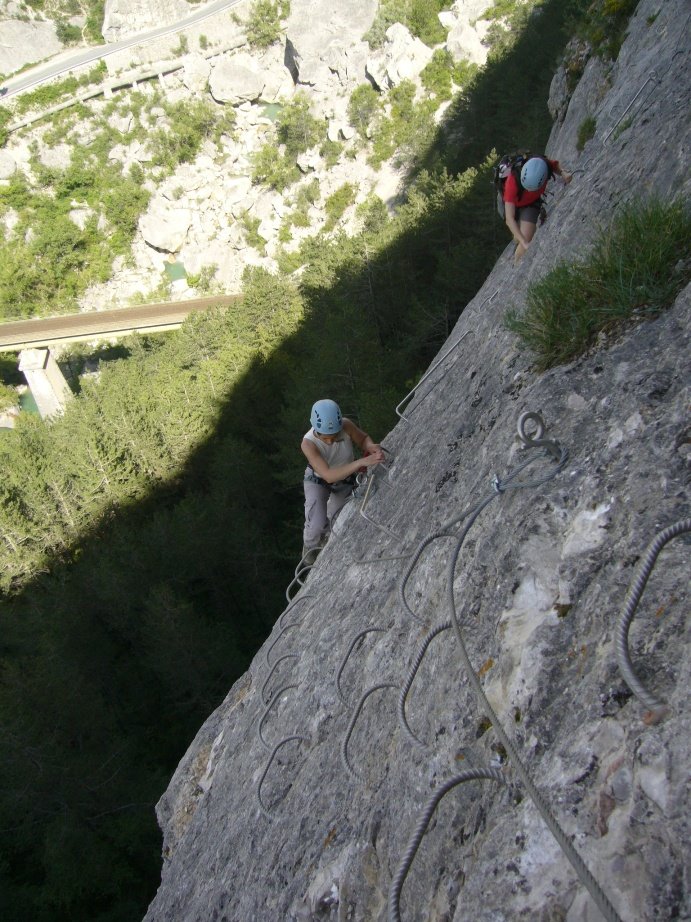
[{"left": 505, "top": 199, "right": 691, "bottom": 370}]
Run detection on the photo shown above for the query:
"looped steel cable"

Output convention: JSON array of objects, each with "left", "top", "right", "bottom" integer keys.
[
  {"left": 266, "top": 619, "right": 302, "bottom": 667},
  {"left": 257, "top": 735, "right": 310, "bottom": 818},
  {"left": 398, "top": 621, "right": 452, "bottom": 747},
  {"left": 258, "top": 684, "right": 300, "bottom": 749},
  {"left": 286, "top": 570, "right": 309, "bottom": 602},
  {"left": 262, "top": 653, "right": 299, "bottom": 705},
  {"left": 615, "top": 518, "right": 690, "bottom": 714},
  {"left": 399, "top": 531, "right": 454, "bottom": 623},
  {"left": 279, "top": 594, "right": 315, "bottom": 628},
  {"left": 342, "top": 683, "right": 398, "bottom": 780},
  {"left": 445, "top": 501, "right": 622, "bottom": 922},
  {"left": 388, "top": 768, "right": 505, "bottom": 922},
  {"left": 336, "top": 628, "right": 388, "bottom": 705}
]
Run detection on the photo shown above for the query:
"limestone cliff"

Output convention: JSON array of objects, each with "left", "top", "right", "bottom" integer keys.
[{"left": 143, "top": 2, "right": 690, "bottom": 920}]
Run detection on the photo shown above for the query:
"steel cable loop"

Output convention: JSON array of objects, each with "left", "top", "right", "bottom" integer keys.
[
  {"left": 261, "top": 653, "right": 300, "bottom": 705},
  {"left": 446, "top": 520, "right": 623, "bottom": 922},
  {"left": 341, "top": 683, "right": 399, "bottom": 781},
  {"left": 615, "top": 518, "right": 691, "bottom": 714},
  {"left": 286, "top": 570, "right": 310, "bottom": 601},
  {"left": 400, "top": 531, "right": 455, "bottom": 623},
  {"left": 397, "top": 452, "right": 553, "bottom": 625},
  {"left": 388, "top": 768, "right": 505, "bottom": 922},
  {"left": 256, "top": 734, "right": 311, "bottom": 819},
  {"left": 279, "top": 594, "right": 315, "bottom": 628},
  {"left": 398, "top": 621, "right": 452, "bottom": 747},
  {"left": 258, "top": 684, "right": 300, "bottom": 749},
  {"left": 336, "top": 628, "right": 388, "bottom": 705},
  {"left": 266, "top": 620, "right": 302, "bottom": 667}
]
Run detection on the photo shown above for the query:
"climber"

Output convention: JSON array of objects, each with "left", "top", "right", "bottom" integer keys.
[
  {"left": 502, "top": 155, "right": 572, "bottom": 264},
  {"left": 301, "top": 398, "right": 384, "bottom": 565}
]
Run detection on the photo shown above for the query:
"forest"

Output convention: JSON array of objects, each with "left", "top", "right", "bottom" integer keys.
[{"left": 0, "top": 1, "right": 634, "bottom": 919}]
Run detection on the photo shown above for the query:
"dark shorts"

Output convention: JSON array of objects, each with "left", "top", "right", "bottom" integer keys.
[{"left": 515, "top": 201, "right": 542, "bottom": 224}]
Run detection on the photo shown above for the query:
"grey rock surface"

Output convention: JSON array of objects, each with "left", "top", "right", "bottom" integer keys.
[
  {"left": 0, "top": 20, "right": 61, "bottom": 74},
  {"left": 284, "top": 0, "right": 376, "bottom": 88},
  {"left": 366, "top": 23, "right": 434, "bottom": 91},
  {"left": 144, "top": 2, "right": 690, "bottom": 919},
  {"left": 209, "top": 52, "right": 266, "bottom": 105},
  {"left": 102, "top": 0, "right": 191, "bottom": 42}
]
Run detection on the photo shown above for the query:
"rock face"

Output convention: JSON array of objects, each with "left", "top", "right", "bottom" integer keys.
[
  {"left": 139, "top": 206, "right": 192, "bottom": 253},
  {"left": 143, "top": 2, "right": 690, "bottom": 920},
  {"left": 442, "top": 0, "right": 494, "bottom": 66},
  {"left": 366, "top": 23, "right": 434, "bottom": 90},
  {"left": 284, "top": 0, "right": 377, "bottom": 87},
  {"left": 209, "top": 52, "right": 266, "bottom": 105},
  {"left": 102, "top": 0, "right": 192, "bottom": 43},
  {"left": 0, "top": 20, "right": 61, "bottom": 74}
]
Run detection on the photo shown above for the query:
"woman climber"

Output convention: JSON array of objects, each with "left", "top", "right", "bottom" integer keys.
[
  {"left": 502, "top": 155, "right": 572, "bottom": 264},
  {"left": 300, "top": 398, "right": 384, "bottom": 564}
]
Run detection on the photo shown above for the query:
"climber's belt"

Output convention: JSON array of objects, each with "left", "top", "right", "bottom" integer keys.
[{"left": 304, "top": 469, "right": 356, "bottom": 489}]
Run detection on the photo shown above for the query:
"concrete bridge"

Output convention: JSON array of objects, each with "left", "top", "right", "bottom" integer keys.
[
  {"left": 0, "top": 295, "right": 239, "bottom": 422},
  {"left": 0, "top": 295, "right": 239, "bottom": 352}
]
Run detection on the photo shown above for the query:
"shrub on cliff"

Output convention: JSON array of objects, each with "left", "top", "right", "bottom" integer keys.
[{"left": 505, "top": 199, "right": 691, "bottom": 370}]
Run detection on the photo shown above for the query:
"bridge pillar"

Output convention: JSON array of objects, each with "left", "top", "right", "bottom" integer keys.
[{"left": 18, "top": 348, "right": 73, "bottom": 420}]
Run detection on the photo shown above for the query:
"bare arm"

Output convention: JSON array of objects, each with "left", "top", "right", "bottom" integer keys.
[
  {"left": 504, "top": 202, "right": 531, "bottom": 249},
  {"left": 342, "top": 418, "right": 383, "bottom": 457},
  {"left": 552, "top": 161, "right": 572, "bottom": 184},
  {"left": 301, "top": 418, "right": 384, "bottom": 484}
]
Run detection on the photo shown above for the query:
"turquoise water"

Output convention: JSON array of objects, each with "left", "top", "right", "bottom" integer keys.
[
  {"left": 19, "top": 390, "right": 39, "bottom": 415},
  {"left": 164, "top": 262, "right": 187, "bottom": 282},
  {"left": 260, "top": 102, "right": 283, "bottom": 122}
]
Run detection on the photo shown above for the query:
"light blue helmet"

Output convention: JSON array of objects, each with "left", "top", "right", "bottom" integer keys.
[
  {"left": 520, "top": 157, "right": 549, "bottom": 191},
  {"left": 310, "top": 399, "right": 342, "bottom": 434}
]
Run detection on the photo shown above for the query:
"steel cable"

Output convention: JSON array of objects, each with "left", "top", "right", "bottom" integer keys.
[
  {"left": 258, "top": 684, "right": 300, "bottom": 749},
  {"left": 615, "top": 518, "right": 690, "bottom": 714},
  {"left": 336, "top": 628, "right": 388, "bottom": 705},
  {"left": 445, "top": 494, "right": 622, "bottom": 922},
  {"left": 279, "top": 594, "right": 315, "bottom": 628},
  {"left": 398, "top": 621, "right": 452, "bottom": 747},
  {"left": 257, "top": 735, "right": 311, "bottom": 818},
  {"left": 341, "top": 683, "right": 398, "bottom": 780},
  {"left": 388, "top": 768, "right": 505, "bottom": 922},
  {"left": 261, "top": 653, "right": 299, "bottom": 705},
  {"left": 265, "top": 619, "right": 302, "bottom": 667}
]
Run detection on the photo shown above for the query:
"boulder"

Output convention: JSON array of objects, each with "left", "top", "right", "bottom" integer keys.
[
  {"left": 0, "top": 150, "right": 17, "bottom": 180},
  {"left": 38, "top": 144, "right": 72, "bottom": 171},
  {"left": 139, "top": 205, "right": 192, "bottom": 253},
  {"left": 365, "top": 23, "right": 434, "bottom": 91},
  {"left": 446, "top": 20, "right": 490, "bottom": 66},
  {"left": 258, "top": 58, "right": 295, "bottom": 103},
  {"left": 0, "top": 20, "right": 61, "bottom": 74},
  {"left": 181, "top": 53, "right": 212, "bottom": 95},
  {"left": 102, "top": 0, "right": 191, "bottom": 43},
  {"left": 284, "top": 0, "right": 376, "bottom": 89},
  {"left": 209, "top": 53, "right": 266, "bottom": 105},
  {"left": 222, "top": 175, "right": 253, "bottom": 205},
  {"left": 296, "top": 146, "right": 321, "bottom": 173},
  {"left": 443, "top": 0, "right": 494, "bottom": 66}
]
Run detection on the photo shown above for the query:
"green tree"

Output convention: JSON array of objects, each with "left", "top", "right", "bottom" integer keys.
[
  {"left": 276, "top": 93, "right": 324, "bottom": 157},
  {"left": 347, "top": 83, "right": 381, "bottom": 136},
  {"left": 246, "top": 0, "right": 290, "bottom": 49}
]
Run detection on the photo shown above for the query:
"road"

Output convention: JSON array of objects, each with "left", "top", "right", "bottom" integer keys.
[
  {"left": 0, "top": 296, "right": 240, "bottom": 351},
  {"left": 2, "top": 0, "right": 247, "bottom": 97}
]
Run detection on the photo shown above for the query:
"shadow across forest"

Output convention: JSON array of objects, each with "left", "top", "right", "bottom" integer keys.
[{"left": 0, "top": 2, "right": 590, "bottom": 919}]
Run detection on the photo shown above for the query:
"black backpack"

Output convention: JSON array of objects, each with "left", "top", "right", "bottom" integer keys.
[{"left": 492, "top": 151, "right": 528, "bottom": 218}]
